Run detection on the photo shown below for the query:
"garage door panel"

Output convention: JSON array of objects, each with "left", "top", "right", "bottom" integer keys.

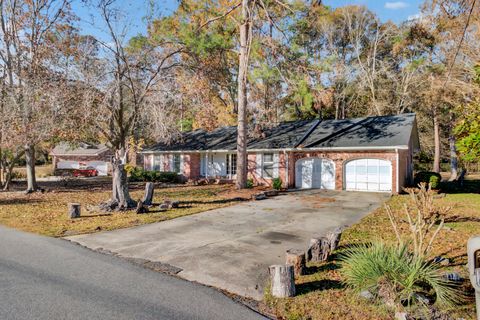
[
  {"left": 379, "top": 183, "right": 391, "bottom": 191},
  {"left": 86, "top": 161, "right": 108, "bottom": 176},
  {"left": 356, "top": 182, "right": 368, "bottom": 190},
  {"left": 296, "top": 158, "right": 335, "bottom": 190},
  {"left": 345, "top": 158, "right": 392, "bottom": 192},
  {"left": 57, "top": 161, "right": 79, "bottom": 169}
]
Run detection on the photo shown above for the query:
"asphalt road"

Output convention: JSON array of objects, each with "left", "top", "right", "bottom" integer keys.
[{"left": 0, "top": 226, "right": 266, "bottom": 320}]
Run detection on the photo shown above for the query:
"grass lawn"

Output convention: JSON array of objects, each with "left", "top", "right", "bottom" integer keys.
[
  {"left": 0, "top": 183, "right": 260, "bottom": 237},
  {"left": 13, "top": 164, "right": 54, "bottom": 178},
  {"left": 265, "top": 180, "right": 480, "bottom": 320}
]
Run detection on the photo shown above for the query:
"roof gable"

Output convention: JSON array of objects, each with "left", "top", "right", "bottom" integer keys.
[{"left": 51, "top": 143, "right": 110, "bottom": 156}]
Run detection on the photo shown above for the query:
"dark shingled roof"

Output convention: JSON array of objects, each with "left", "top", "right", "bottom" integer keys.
[
  {"left": 143, "top": 113, "right": 418, "bottom": 152},
  {"left": 51, "top": 142, "right": 110, "bottom": 156},
  {"left": 301, "top": 113, "right": 418, "bottom": 149}
]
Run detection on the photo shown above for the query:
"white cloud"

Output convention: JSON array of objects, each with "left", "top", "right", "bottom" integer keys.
[{"left": 384, "top": 1, "right": 409, "bottom": 10}]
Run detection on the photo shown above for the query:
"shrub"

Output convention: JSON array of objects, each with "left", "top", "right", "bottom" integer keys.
[
  {"left": 385, "top": 183, "right": 450, "bottom": 257},
  {"left": 124, "top": 164, "right": 136, "bottom": 175},
  {"left": 11, "top": 170, "right": 26, "bottom": 180},
  {"left": 340, "top": 242, "right": 461, "bottom": 310},
  {"left": 272, "top": 177, "right": 282, "bottom": 190},
  {"left": 129, "top": 167, "right": 145, "bottom": 182},
  {"left": 128, "top": 167, "right": 179, "bottom": 183},
  {"left": 246, "top": 178, "right": 254, "bottom": 189},
  {"left": 414, "top": 171, "right": 442, "bottom": 189}
]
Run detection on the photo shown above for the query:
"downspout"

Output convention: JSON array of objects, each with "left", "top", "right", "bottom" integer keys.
[
  {"left": 284, "top": 149, "right": 289, "bottom": 188},
  {"left": 205, "top": 152, "right": 209, "bottom": 179},
  {"left": 395, "top": 148, "right": 399, "bottom": 194}
]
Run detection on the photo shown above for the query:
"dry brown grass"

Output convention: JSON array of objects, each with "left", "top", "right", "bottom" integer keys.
[
  {"left": 266, "top": 189, "right": 480, "bottom": 320},
  {"left": 0, "top": 184, "right": 260, "bottom": 237},
  {"left": 13, "top": 164, "right": 54, "bottom": 178}
]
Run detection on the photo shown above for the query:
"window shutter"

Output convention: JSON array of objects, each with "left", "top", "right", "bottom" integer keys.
[
  {"left": 180, "top": 154, "right": 184, "bottom": 174},
  {"left": 256, "top": 153, "right": 262, "bottom": 177},
  {"left": 273, "top": 153, "right": 279, "bottom": 178},
  {"left": 168, "top": 154, "right": 173, "bottom": 172},
  {"left": 159, "top": 154, "right": 164, "bottom": 171}
]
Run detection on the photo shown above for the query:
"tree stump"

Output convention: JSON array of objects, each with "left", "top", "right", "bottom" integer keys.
[
  {"left": 141, "top": 182, "right": 154, "bottom": 206},
  {"left": 307, "top": 237, "right": 331, "bottom": 262},
  {"left": 269, "top": 265, "right": 295, "bottom": 298},
  {"left": 285, "top": 249, "right": 306, "bottom": 277},
  {"left": 68, "top": 203, "right": 81, "bottom": 219},
  {"left": 135, "top": 200, "right": 148, "bottom": 214},
  {"left": 326, "top": 227, "right": 343, "bottom": 252}
]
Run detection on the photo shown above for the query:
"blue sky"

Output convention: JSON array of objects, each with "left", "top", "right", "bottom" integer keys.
[{"left": 71, "top": 0, "right": 424, "bottom": 40}]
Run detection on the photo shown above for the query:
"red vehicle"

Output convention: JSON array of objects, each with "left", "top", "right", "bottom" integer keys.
[{"left": 73, "top": 167, "right": 98, "bottom": 177}]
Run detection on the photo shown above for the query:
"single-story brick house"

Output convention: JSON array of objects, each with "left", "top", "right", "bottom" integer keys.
[
  {"left": 50, "top": 143, "right": 113, "bottom": 176},
  {"left": 140, "top": 113, "right": 420, "bottom": 193}
]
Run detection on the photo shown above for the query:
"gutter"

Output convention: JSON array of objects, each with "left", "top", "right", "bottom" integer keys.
[
  {"left": 139, "top": 145, "right": 410, "bottom": 154},
  {"left": 396, "top": 148, "right": 400, "bottom": 194},
  {"left": 50, "top": 153, "right": 103, "bottom": 157}
]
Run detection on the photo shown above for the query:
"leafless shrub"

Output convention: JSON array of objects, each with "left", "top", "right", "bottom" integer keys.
[{"left": 385, "top": 183, "right": 451, "bottom": 257}]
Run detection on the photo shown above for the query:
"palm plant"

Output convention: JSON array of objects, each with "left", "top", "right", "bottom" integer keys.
[{"left": 340, "top": 242, "right": 462, "bottom": 310}]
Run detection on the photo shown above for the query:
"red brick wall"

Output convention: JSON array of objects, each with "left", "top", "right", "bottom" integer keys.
[
  {"left": 288, "top": 150, "right": 400, "bottom": 193},
  {"left": 247, "top": 152, "right": 288, "bottom": 187},
  {"left": 185, "top": 153, "right": 201, "bottom": 179},
  {"left": 141, "top": 149, "right": 409, "bottom": 193}
]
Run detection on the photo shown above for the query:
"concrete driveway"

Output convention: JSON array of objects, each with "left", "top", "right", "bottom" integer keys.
[{"left": 67, "top": 190, "right": 389, "bottom": 300}]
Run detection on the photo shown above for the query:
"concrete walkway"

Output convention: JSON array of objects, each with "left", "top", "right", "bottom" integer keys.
[{"left": 67, "top": 190, "right": 389, "bottom": 300}]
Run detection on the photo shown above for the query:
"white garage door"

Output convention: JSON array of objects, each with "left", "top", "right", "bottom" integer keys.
[
  {"left": 57, "top": 161, "right": 80, "bottom": 169},
  {"left": 295, "top": 158, "right": 335, "bottom": 189},
  {"left": 345, "top": 159, "right": 392, "bottom": 192},
  {"left": 86, "top": 161, "right": 108, "bottom": 176}
]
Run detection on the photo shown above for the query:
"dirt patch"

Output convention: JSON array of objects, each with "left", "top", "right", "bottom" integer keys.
[{"left": 298, "top": 195, "right": 336, "bottom": 209}]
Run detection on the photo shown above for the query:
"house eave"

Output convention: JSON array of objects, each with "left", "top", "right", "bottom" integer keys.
[{"left": 140, "top": 145, "right": 410, "bottom": 154}]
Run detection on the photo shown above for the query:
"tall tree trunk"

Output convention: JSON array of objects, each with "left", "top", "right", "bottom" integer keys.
[
  {"left": 448, "top": 134, "right": 458, "bottom": 181},
  {"left": 433, "top": 108, "right": 441, "bottom": 173},
  {"left": 235, "top": 0, "right": 251, "bottom": 190},
  {"left": 25, "top": 144, "right": 37, "bottom": 192}
]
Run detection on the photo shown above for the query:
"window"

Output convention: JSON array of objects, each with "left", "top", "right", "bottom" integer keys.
[
  {"left": 153, "top": 155, "right": 162, "bottom": 171},
  {"left": 263, "top": 153, "right": 274, "bottom": 178},
  {"left": 226, "top": 154, "right": 237, "bottom": 176},
  {"left": 172, "top": 154, "right": 181, "bottom": 173}
]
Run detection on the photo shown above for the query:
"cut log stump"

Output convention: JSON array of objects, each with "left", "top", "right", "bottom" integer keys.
[
  {"left": 135, "top": 200, "right": 149, "bottom": 214},
  {"left": 285, "top": 249, "right": 306, "bottom": 277},
  {"left": 142, "top": 182, "right": 154, "bottom": 206},
  {"left": 326, "top": 227, "right": 343, "bottom": 252},
  {"left": 269, "top": 264, "right": 295, "bottom": 298},
  {"left": 307, "top": 237, "right": 331, "bottom": 262},
  {"left": 68, "top": 203, "right": 81, "bottom": 219}
]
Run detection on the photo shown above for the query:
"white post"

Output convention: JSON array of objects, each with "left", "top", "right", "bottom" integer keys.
[
  {"left": 205, "top": 152, "right": 208, "bottom": 179},
  {"left": 476, "top": 291, "right": 480, "bottom": 320}
]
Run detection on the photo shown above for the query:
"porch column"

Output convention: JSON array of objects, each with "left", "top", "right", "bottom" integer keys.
[{"left": 205, "top": 152, "right": 208, "bottom": 178}]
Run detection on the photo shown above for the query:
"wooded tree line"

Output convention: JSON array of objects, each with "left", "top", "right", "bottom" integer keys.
[{"left": 0, "top": 0, "right": 479, "bottom": 196}]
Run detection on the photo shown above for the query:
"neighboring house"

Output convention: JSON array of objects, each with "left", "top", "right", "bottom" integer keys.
[
  {"left": 50, "top": 143, "right": 113, "bottom": 176},
  {"left": 140, "top": 113, "right": 420, "bottom": 193}
]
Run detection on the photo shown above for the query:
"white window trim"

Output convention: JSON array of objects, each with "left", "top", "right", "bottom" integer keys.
[
  {"left": 257, "top": 152, "right": 279, "bottom": 179},
  {"left": 170, "top": 154, "right": 183, "bottom": 174}
]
